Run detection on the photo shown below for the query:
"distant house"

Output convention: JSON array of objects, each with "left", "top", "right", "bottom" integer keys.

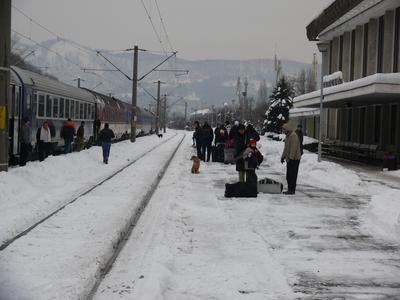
[{"left": 294, "top": 0, "right": 400, "bottom": 160}]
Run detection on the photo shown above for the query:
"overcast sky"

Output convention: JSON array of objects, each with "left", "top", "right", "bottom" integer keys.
[{"left": 12, "top": 0, "right": 332, "bottom": 63}]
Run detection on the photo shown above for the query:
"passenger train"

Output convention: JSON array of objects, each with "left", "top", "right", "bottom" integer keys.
[{"left": 9, "top": 66, "right": 155, "bottom": 164}]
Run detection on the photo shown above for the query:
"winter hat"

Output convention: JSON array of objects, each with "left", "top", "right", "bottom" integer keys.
[
  {"left": 234, "top": 120, "right": 239, "bottom": 126},
  {"left": 249, "top": 139, "right": 257, "bottom": 147},
  {"left": 282, "top": 123, "right": 294, "bottom": 131}
]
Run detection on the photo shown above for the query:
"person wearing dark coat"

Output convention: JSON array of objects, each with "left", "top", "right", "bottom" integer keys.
[
  {"left": 19, "top": 117, "right": 32, "bottom": 166},
  {"left": 98, "top": 123, "right": 115, "bottom": 164},
  {"left": 233, "top": 124, "right": 247, "bottom": 182},
  {"left": 192, "top": 121, "right": 202, "bottom": 159},
  {"left": 245, "top": 123, "right": 260, "bottom": 145},
  {"left": 229, "top": 120, "right": 240, "bottom": 140},
  {"left": 240, "top": 139, "right": 264, "bottom": 184},
  {"left": 295, "top": 124, "right": 304, "bottom": 155},
  {"left": 214, "top": 125, "right": 228, "bottom": 162},
  {"left": 61, "top": 118, "right": 76, "bottom": 154},
  {"left": 200, "top": 122, "right": 214, "bottom": 162}
]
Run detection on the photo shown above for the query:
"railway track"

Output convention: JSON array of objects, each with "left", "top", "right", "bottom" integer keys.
[
  {"left": 0, "top": 133, "right": 178, "bottom": 252},
  {"left": 86, "top": 133, "right": 185, "bottom": 299}
]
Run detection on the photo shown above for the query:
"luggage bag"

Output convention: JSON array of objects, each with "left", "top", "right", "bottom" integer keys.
[
  {"left": 225, "top": 182, "right": 258, "bottom": 198},
  {"left": 257, "top": 178, "right": 283, "bottom": 194},
  {"left": 224, "top": 148, "right": 236, "bottom": 164}
]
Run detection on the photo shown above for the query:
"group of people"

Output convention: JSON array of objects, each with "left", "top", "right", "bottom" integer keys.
[
  {"left": 19, "top": 118, "right": 115, "bottom": 166},
  {"left": 192, "top": 120, "right": 304, "bottom": 195}
]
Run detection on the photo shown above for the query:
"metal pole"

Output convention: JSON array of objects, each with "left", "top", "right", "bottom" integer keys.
[
  {"left": 0, "top": 0, "right": 11, "bottom": 172},
  {"left": 184, "top": 102, "right": 187, "bottom": 123},
  {"left": 131, "top": 45, "right": 138, "bottom": 142},
  {"left": 318, "top": 57, "right": 324, "bottom": 162},
  {"left": 163, "top": 94, "right": 167, "bottom": 133},
  {"left": 156, "top": 80, "right": 161, "bottom": 134}
]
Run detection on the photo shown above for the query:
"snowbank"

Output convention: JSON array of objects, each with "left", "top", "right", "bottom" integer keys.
[{"left": 363, "top": 189, "right": 400, "bottom": 243}]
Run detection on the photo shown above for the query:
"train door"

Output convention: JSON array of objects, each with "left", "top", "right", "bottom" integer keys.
[{"left": 9, "top": 85, "right": 21, "bottom": 157}]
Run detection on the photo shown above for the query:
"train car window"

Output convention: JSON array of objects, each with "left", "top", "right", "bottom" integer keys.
[
  {"left": 65, "top": 99, "right": 70, "bottom": 119},
  {"left": 46, "top": 95, "right": 52, "bottom": 118},
  {"left": 53, "top": 97, "right": 59, "bottom": 119},
  {"left": 32, "top": 94, "right": 37, "bottom": 116},
  {"left": 59, "top": 98, "right": 65, "bottom": 119},
  {"left": 84, "top": 103, "right": 88, "bottom": 120},
  {"left": 80, "top": 103, "right": 84, "bottom": 120},
  {"left": 38, "top": 95, "right": 45, "bottom": 117},
  {"left": 75, "top": 101, "right": 80, "bottom": 119},
  {"left": 92, "top": 104, "right": 95, "bottom": 119},
  {"left": 88, "top": 104, "right": 92, "bottom": 120},
  {"left": 70, "top": 100, "right": 75, "bottom": 119}
]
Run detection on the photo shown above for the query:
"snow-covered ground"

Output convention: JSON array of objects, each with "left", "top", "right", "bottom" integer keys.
[
  {"left": 0, "top": 132, "right": 175, "bottom": 246},
  {"left": 1, "top": 131, "right": 399, "bottom": 299}
]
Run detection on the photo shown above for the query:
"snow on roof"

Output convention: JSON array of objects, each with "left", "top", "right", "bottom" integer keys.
[
  {"left": 294, "top": 73, "right": 400, "bottom": 105},
  {"left": 190, "top": 108, "right": 211, "bottom": 116}
]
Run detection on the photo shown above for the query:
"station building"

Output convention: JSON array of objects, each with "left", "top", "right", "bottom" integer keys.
[{"left": 293, "top": 0, "right": 400, "bottom": 160}]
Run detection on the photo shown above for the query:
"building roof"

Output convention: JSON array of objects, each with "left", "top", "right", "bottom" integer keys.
[
  {"left": 294, "top": 73, "right": 400, "bottom": 108},
  {"left": 306, "top": 0, "right": 364, "bottom": 41}
]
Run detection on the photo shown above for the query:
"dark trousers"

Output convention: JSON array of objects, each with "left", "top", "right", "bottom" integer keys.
[
  {"left": 196, "top": 141, "right": 202, "bottom": 160},
  {"left": 102, "top": 143, "right": 111, "bottom": 162},
  {"left": 201, "top": 143, "right": 212, "bottom": 162},
  {"left": 286, "top": 160, "right": 300, "bottom": 193},
  {"left": 216, "top": 144, "right": 225, "bottom": 162},
  {"left": 38, "top": 141, "right": 51, "bottom": 161},
  {"left": 64, "top": 138, "right": 73, "bottom": 154},
  {"left": 19, "top": 143, "right": 30, "bottom": 166}
]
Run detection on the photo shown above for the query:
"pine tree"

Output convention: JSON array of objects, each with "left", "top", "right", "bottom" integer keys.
[{"left": 263, "top": 76, "right": 294, "bottom": 134}]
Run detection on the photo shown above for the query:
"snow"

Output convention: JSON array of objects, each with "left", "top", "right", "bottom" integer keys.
[
  {"left": 0, "top": 132, "right": 175, "bottom": 247},
  {"left": 294, "top": 72, "right": 400, "bottom": 103},
  {"left": 1, "top": 132, "right": 400, "bottom": 298},
  {"left": 323, "top": 71, "right": 343, "bottom": 83}
]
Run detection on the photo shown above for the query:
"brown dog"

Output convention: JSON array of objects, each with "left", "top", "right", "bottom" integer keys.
[{"left": 190, "top": 155, "right": 200, "bottom": 174}]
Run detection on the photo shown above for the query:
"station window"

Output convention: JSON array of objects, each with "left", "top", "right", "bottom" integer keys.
[
  {"left": 38, "top": 95, "right": 45, "bottom": 117},
  {"left": 359, "top": 107, "right": 366, "bottom": 144},
  {"left": 46, "top": 95, "right": 52, "bottom": 118},
  {"left": 374, "top": 106, "right": 382, "bottom": 144},
  {"left": 53, "top": 97, "right": 59, "bottom": 118},
  {"left": 59, "top": 98, "right": 65, "bottom": 119},
  {"left": 65, "top": 99, "right": 70, "bottom": 119},
  {"left": 346, "top": 108, "right": 352, "bottom": 141},
  {"left": 394, "top": 7, "right": 400, "bottom": 72},
  {"left": 362, "top": 23, "right": 369, "bottom": 77},
  {"left": 377, "top": 16, "right": 384, "bottom": 73},
  {"left": 390, "top": 104, "right": 398, "bottom": 145},
  {"left": 70, "top": 100, "right": 75, "bottom": 119},
  {"left": 75, "top": 101, "right": 80, "bottom": 119}
]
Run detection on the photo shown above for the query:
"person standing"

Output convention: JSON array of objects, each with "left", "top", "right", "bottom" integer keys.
[
  {"left": 245, "top": 123, "right": 260, "bottom": 144},
  {"left": 193, "top": 121, "right": 202, "bottom": 159},
  {"left": 214, "top": 124, "right": 228, "bottom": 162},
  {"left": 19, "top": 117, "right": 32, "bottom": 166},
  {"left": 61, "top": 118, "right": 76, "bottom": 154},
  {"left": 281, "top": 123, "right": 302, "bottom": 195},
  {"left": 76, "top": 121, "right": 85, "bottom": 152},
  {"left": 233, "top": 124, "right": 247, "bottom": 182},
  {"left": 37, "top": 121, "right": 52, "bottom": 161},
  {"left": 200, "top": 122, "right": 214, "bottom": 162},
  {"left": 98, "top": 123, "right": 115, "bottom": 164},
  {"left": 295, "top": 124, "right": 304, "bottom": 155}
]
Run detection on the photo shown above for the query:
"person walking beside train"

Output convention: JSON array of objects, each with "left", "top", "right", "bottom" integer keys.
[
  {"left": 76, "top": 121, "right": 85, "bottom": 152},
  {"left": 37, "top": 121, "right": 52, "bottom": 161},
  {"left": 19, "top": 117, "right": 32, "bottom": 166},
  {"left": 61, "top": 118, "right": 76, "bottom": 154},
  {"left": 98, "top": 123, "right": 115, "bottom": 164}
]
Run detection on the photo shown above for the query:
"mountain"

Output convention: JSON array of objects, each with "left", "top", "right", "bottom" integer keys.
[{"left": 17, "top": 38, "right": 310, "bottom": 112}]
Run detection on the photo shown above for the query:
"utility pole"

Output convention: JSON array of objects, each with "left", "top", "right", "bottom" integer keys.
[
  {"left": 130, "top": 45, "right": 139, "bottom": 142},
  {"left": 184, "top": 102, "right": 188, "bottom": 123},
  {"left": 163, "top": 94, "right": 167, "bottom": 133},
  {"left": 155, "top": 80, "right": 161, "bottom": 134},
  {"left": 0, "top": 0, "right": 11, "bottom": 172},
  {"left": 73, "top": 77, "right": 84, "bottom": 88}
]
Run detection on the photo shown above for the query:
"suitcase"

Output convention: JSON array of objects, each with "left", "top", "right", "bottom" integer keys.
[
  {"left": 224, "top": 148, "right": 236, "bottom": 164},
  {"left": 257, "top": 178, "right": 283, "bottom": 194},
  {"left": 225, "top": 182, "right": 258, "bottom": 198}
]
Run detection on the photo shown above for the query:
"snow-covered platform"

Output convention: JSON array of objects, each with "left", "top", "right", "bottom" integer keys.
[{"left": 1, "top": 131, "right": 400, "bottom": 299}]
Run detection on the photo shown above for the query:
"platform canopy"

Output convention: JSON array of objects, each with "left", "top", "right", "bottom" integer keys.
[{"left": 293, "top": 73, "right": 400, "bottom": 108}]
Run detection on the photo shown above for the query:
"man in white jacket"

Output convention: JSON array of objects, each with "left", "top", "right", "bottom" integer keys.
[{"left": 37, "top": 121, "right": 52, "bottom": 161}]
